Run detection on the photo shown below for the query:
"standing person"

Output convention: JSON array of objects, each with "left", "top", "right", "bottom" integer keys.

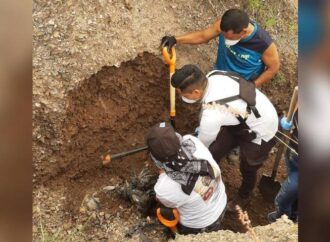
[
  {"left": 161, "top": 8, "right": 280, "bottom": 87},
  {"left": 145, "top": 122, "right": 227, "bottom": 235},
  {"left": 268, "top": 111, "right": 298, "bottom": 223},
  {"left": 170, "top": 64, "right": 278, "bottom": 211}
]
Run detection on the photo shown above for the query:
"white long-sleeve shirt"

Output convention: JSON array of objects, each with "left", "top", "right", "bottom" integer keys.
[
  {"left": 154, "top": 135, "right": 227, "bottom": 229},
  {"left": 198, "top": 71, "right": 278, "bottom": 147}
]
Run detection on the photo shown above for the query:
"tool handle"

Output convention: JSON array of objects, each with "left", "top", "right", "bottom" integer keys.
[
  {"left": 163, "top": 47, "right": 176, "bottom": 127},
  {"left": 111, "top": 146, "right": 148, "bottom": 160},
  {"left": 271, "top": 142, "right": 285, "bottom": 179},
  {"left": 162, "top": 47, "right": 176, "bottom": 68},
  {"left": 286, "top": 86, "right": 298, "bottom": 121},
  {"left": 170, "top": 71, "right": 176, "bottom": 122},
  {"left": 170, "top": 116, "right": 176, "bottom": 129},
  {"left": 271, "top": 86, "right": 298, "bottom": 180},
  {"left": 102, "top": 146, "right": 148, "bottom": 166}
]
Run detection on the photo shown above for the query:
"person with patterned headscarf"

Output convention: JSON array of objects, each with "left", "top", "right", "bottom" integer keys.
[{"left": 145, "top": 122, "right": 227, "bottom": 235}]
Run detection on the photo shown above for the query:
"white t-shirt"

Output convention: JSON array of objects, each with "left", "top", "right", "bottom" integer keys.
[
  {"left": 198, "top": 71, "right": 278, "bottom": 147},
  {"left": 154, "top": 135, "right": 227, "bottom": 229}
]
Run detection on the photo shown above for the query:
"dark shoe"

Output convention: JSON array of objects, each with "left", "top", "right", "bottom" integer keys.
[
  {"left": 227, "top": 194, "right": 251, "bottom": 212},
  {"left": 267, "top": 211, "right": 281, "bottom": 223}
]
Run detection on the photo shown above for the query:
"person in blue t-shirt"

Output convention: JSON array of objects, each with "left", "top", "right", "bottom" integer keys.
[{"left": 161, "top": 8, "right": 280, "bottom": 87}]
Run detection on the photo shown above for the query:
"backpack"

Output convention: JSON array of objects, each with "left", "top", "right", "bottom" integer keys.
[{"left": 206, "top": 70, "right": 261, "bottom": 120}]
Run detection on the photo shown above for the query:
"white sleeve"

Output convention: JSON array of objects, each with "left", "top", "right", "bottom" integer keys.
[
  {"left": 154, "top": 176, "right": 188, "bottom": 208},
  {"left": 198, "top": 107, "right": 240, "bottom": 147},
  {"left": 198, "top": 109, "right": 222, "bottom": 147},
  {"left": 156, "top": 195, "right": 184, "bottom": 208}
]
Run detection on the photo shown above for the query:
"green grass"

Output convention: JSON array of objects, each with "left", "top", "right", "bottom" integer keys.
[
  {"left": 275, "top": 71, "right": 285, "bottom": 82},
  {"left": 248, "top": 0, "right": 261, "bottom": 11},
  {"left": 247, "top": 0, "right": 278, "bottom": 30},
  {"left": 265, "top": 17, "right": 276, "bottom": 29}
]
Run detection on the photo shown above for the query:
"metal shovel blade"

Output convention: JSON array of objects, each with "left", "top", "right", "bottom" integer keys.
[{"left": 258, "top": 175, "right": 281, "bottom": 203}]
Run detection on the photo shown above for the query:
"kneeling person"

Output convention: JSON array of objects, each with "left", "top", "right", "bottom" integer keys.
[{"left": 145, "top": 122, "right": 227, "bottom": 235}]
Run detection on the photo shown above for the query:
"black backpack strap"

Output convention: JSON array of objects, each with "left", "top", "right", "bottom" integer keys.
[
  {"left": 212, "top": 95, "right": 241, "bottom": 104},
  {"left": 207, "top": 70, "right": 261, "bottom": 119},
  {"left": 207, "top": 70, "right": 243, "bottom": 82},
  {"left": 248, "top": 106, "right": 261, "bottom": 118}
]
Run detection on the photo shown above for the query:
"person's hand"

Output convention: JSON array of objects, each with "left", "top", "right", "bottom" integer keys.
[{"left": 160, "top": 36, "right": 176, "bottom": 50}]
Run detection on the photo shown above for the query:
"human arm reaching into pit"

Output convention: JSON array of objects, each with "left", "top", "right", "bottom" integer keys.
[
  {"left": 161, "top": 19, "right": 221, "bottom": 48},
  {"left": 161, "top": 8, "right": 281, "bottom": 87}
]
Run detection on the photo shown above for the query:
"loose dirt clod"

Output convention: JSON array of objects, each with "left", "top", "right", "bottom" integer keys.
[
  {"left": 103, "top": 186, "right": 116, "bottom": 192},
  {"left": 86, "top": 197, "right": 100, "bottom": 211}
]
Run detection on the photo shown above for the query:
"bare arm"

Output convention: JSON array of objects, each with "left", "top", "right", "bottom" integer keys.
[
  {"left": 255, "top": 43, "right": 280, "bottom": 87},
  {"left": 176, "top": 19, "right": 221, "bottom": 45}
]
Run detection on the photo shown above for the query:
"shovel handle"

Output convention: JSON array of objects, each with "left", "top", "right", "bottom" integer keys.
[
  {"left": 271, "top": 86, "right": 299, "bottom": 179},
  {"left": 162, "top": 47, "right": 176, "bottom": 126},
  {"left": 286, "top": 86, "right": 298, "bottom": 121},
  {"left": 162, "top": 47, "right": 176, "bottom": 71},
  {"left": 271, "top": 143, "right": 285, "bottom": 179},
  {"left": 102, "top": 146, "right": 148, "bottom": 166}
]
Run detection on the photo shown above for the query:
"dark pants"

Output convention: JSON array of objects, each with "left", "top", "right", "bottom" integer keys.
[
  {"left": 275, "top": 150, "right": 298, "bottom": 220},
  {"left": 177, "top": 207, "right": 227, "bottom": 235},
  {"left": 209, "top": 124, "right": 276, "bottom": 198}
]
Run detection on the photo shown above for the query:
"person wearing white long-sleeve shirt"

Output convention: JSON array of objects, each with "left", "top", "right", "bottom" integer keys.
[
  {"left": 145, "top": 122, "right": 227, "bottom": 235},
  {"left": 171, "top": 64, "right": 278, "bottom": 211}
]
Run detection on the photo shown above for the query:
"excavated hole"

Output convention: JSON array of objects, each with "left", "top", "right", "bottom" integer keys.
[{"left": 49, "top": 52, "right": 282, "bottom": 236}]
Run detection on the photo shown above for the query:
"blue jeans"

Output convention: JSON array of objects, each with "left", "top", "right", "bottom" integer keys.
[{"left": 274, "top": 150, "right": 298, "bottom": 220}]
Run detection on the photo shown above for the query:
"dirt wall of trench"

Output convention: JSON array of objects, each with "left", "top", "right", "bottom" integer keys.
[{"left": 41, "top": 52, "right": 199, "bottom": 181}]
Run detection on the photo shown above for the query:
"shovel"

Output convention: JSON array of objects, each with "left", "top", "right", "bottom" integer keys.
[
  {"left": 162, "top": 46, "right": 176, "bottom": 128},
  {"left": 259, "top": 86, "right": 298, "bottom": 202},
  {"left": 101, "top": 146, "right": 148, "bottom": 166}
]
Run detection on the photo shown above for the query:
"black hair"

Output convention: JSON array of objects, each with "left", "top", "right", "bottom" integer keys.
[
  {"left": 220, "top": 9, "right": 249, "bottom": 34},
  {"left": 171, "top": 65, "right": 207, "bottom": 93}
]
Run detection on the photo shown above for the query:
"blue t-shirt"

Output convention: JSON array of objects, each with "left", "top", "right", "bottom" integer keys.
[{"left": 215, "top": 22, "right": 273, "bottom": 81}]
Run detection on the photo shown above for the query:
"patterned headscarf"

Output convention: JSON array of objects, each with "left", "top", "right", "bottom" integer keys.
[{"left": 152, "top": 137, "right": 217, "bottom": 195}]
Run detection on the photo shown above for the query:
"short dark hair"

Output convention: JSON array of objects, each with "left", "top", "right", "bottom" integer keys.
[
  {"left": 220, "top": 9, "right": 249, "bottom": 34},
  {"left": 171, "top": 64, "right": 207, "bottom": 93}
]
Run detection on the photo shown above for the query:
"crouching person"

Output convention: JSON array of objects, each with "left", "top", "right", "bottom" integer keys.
[{"left": 145, "top": 122, "right": 227, "bottom": 235}]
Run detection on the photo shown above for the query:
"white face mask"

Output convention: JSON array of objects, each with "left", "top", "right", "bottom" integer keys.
[
  {"left": 181, "top": 96, "right": 198, "bottom": 103},
  {"left": 224, "top": 38, "right": 241, "bottom": 46}
]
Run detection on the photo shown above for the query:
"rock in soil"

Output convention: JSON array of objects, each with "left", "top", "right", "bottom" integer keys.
[{"left": 87, "top": 197, "right": 100, "bottom": 211}]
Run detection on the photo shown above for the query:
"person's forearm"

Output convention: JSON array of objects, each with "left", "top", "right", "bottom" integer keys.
[
  {"left": 255, "top": 68, "right": 279, "bottom": 87},
  {"left": 176, "top": 31, "right": 209, "bottom": 45}
]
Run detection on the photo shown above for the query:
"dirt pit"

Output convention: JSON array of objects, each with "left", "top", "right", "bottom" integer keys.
[{"left": 33, "top": 52, "right": 288, "bottom": 241}]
